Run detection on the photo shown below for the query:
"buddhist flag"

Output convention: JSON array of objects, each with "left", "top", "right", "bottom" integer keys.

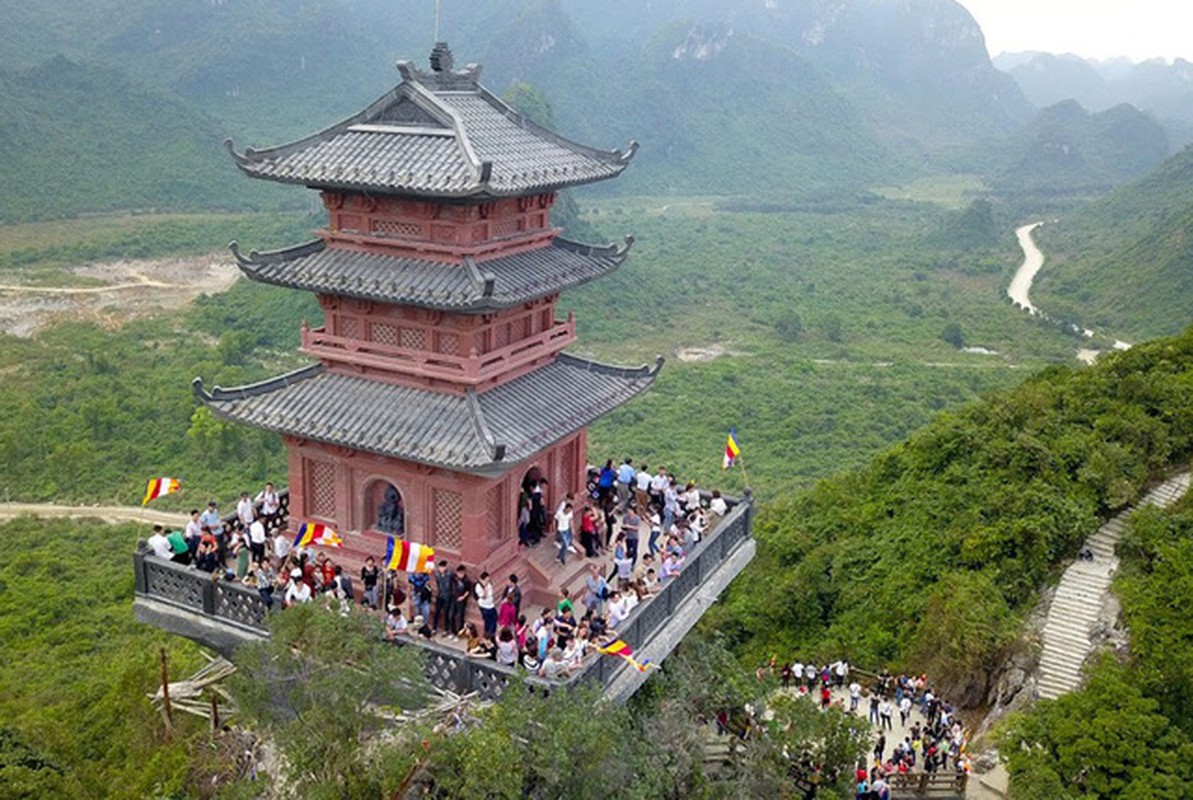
[
  {"left": 596, "top": 639, "right": 657, "bottom": 673},
  {"left": 722, "top": 429, "right": 741, "bottom": 469},
  {"left": 142, "top": 478, "right": 181, "bottom": 506},
  {"left": 294, "top": 521, "right": 343, "bottom": 549},
  {"left": 385, "top": 537, "right": 435, "bottom": 574}
]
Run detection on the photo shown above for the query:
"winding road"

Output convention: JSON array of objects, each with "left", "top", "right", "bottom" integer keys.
[
  {"left": 1007, "top": 221, "right": 1130, "bottom": 363},
  {"left": 1007, "top": 223, "right": 1045, "bottom": 314}
]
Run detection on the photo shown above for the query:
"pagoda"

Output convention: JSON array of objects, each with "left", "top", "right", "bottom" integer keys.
[{"left": 195, "top": 44, "right": 660, "bottom": 604}]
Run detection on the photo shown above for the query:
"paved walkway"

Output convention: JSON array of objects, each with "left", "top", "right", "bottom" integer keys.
[
  {"left": 1037, "top": 472, "right": 1191, "bottom": 699},
  {"left": 0, "top": 502, "right": 188, "bottom": 527}
]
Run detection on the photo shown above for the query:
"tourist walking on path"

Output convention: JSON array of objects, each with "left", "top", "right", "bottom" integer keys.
[
  {"left": 879, "top": 698, "right": 894, "bottom": 731},
  {"left": 555, "top": 502, "right": 574, "bottom": 566}
]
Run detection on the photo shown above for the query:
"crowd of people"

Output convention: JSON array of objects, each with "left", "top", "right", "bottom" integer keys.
[
  {"left": 749, "top": 659, "right": 972, "bottom": 797},
  {"left": 143, "top": 459, "right": 734, "bottom": 681}
]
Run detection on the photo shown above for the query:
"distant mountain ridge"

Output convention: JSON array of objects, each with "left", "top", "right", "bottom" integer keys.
[
  {"left": 0, "top": 0, "right": 1036, "bottom": 220},
  {"left": 987, "top": 99, "right": 1169, "bottom": 200},
  {"left": 996, "top": 51, "right": 1193, "bottom": 148}
]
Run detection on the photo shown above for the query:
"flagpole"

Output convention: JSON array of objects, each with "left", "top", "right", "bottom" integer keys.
[{"left": 738, "top": 452, "right": 751, "bottom": 492}]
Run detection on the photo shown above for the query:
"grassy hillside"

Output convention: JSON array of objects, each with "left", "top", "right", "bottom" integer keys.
[
  {"left": 709, "top": 327, "right": 1193, "bottom": 704},
  {"left": 0, "top": 516, "right": 206, "bottom": 798},
  {"left": 1032, "top": 144, "right": 1193, "bottom": 340},
  {"left": 0, "top": 57, "right": 291, "bottom": 223}
]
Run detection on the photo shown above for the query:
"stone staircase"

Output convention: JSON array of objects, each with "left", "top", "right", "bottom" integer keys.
[{"left": 1036, "top": 472, "right": 1190, "bottom": 700}]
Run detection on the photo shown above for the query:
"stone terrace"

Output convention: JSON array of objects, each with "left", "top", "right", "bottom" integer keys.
[{"left": 133, "top": 491, "right": 755, "bottom": 702}]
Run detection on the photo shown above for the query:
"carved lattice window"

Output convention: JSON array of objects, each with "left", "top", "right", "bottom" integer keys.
[
  {"left": 434, "top": 489, "right": 463, "bottom": 550},
  {"left": 401, "top": 327, "right": 427, "bottom": 351},
  {"left": 373, "top": 219, "right": 421, "bottom": 238},
  {"left": 492, "top": 219, "right": 520, "bottom": 238},
  {"left": 339, "top": 316, "right": 360, "bottom": 339},
  {"left": 486, "top": 484, "right": 505, "bottom": 541},
  {"left": 560, "top": 442, "right": 575, "bottom": 492},
  {"left": 372, "top": 322, "right": 399, "bottom": 347},
  {"left": 309, "top": 461, "right": 336, "bottom": 518},
  {"left": 492, "top": 322, "right": 509, "bottom": 349},
  {"left": 437, "top": 332, "right": 460, "bottom": 356}
]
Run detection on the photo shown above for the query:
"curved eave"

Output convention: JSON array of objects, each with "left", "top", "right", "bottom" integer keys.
[
  {"left": 229, "top": 161, "right": 633, "bottom": 199},
  {"left": 192, "top": 354, "right": 662, "bottom": 476},
  {"left": 229, "top": 235, "right": 635, "bottom": 312}
]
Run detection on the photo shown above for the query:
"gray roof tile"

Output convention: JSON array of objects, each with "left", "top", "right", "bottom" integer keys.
[
  {"left": 227, "top": 56, "right": 636, "bottom": 198},
  {"left": 230, "top": 236, "right": 632, "bottom": 311},
  {"left": 194, "top": 354, "right": 662, "bottom": 475}
]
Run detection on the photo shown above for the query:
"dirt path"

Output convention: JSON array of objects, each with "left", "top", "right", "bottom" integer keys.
[
  {"left": 0, "top": 253, "right": 239, "bottom": 337},
  {"left": 0, "top": 502, "right": 188, "bottom": 527}
]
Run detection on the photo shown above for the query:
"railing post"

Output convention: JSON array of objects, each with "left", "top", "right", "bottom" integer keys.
[
  {"left": 202, "top": 577, "right": 217, "bottom": 616},
  {"left": 133, "top": 544, "right": 148, "bottom": 595}
]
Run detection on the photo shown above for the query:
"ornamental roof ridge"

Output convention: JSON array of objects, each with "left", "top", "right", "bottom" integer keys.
[
  {"left": 556, "top": 352, "right": 665, "bottom": 381},
  {"left": 193, "top": 364, "right": 324, "bottom": 403},
  {"left": 229, "top": 238, "right": 325, "bottom": 267},
  {"left": 224, "top": 43, "right": 637, "bottom": 198}
]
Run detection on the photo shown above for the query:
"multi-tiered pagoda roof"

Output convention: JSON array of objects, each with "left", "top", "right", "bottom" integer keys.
[
  {"left": 226, "top": 49, "right": 636, "bottom": 199},
  {"left": 197, "top": 45, "right": 658, "bottom": 476}
]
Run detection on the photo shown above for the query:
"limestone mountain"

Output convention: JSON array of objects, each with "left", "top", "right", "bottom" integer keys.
[
  {"left": 998, "top": 51, "right": 1193, "bottom": 148},
  {"left": 988, "top": 100, "right": 1169, "bottom": 200}
]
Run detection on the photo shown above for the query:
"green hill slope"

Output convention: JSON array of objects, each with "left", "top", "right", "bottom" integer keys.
[
  {"left": 711, "top": 327, "right": 1193, "bottom": 704},
  {"left": 988, "top": 100, "right": 1169, "bottom": 201},
  {"left": 1032, "top": 144, "right": 1193, "bottom": 340},
  {"left": 0, "top": 57, "right": 288, "bottom": 222}
]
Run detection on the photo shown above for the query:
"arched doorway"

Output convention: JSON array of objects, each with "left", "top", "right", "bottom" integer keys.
[
  {"left": 520, "top": 467, "right": 546, "bottom": 545},
  {"left": 368, "top": 480, "right": 405, "bottom": 536}
]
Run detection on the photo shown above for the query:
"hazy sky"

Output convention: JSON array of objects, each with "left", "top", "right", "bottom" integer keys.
[{"left": 957, "top": 0, "right": 1193, "bottom": 62}]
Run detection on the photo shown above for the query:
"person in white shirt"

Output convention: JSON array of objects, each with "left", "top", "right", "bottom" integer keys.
[
  {"left": 147, "top": 525, "right": 173, "bottom": 559},
  {"left": 236, "top": 492, "right": 255, "bottom": 529},
  {"left": 272, "top": 530, "right": 291, "bottom": 562},
  {"left": 283, "top": 569, "right": 311, "bottom": 607},
  {"left": 256, "top": 482, "right": 280, "bottom": 518},
  {"left": 248, "top": 518, "right": 267, "bottom": 563},
  {"left": 708, "top": 490, "right": 728, "bottom": 517},
  {"left": 849, "top": 680, "right": 862, "bottom": 712},
  {"left": 554, "top": 502, "right": 574, "bottom": 566},
  {"left": 898, "top": 695, "right": 912, "bottom": 726},
  {"left": 607, "top": 591, "right": 631, "bottom": 629},
  {"left": 385, "top": 607, "right": 409, "bottom": 641},
  {"left": 634, "top": 464, "right": 652, "bottom": 509},
  {"left": 475, "top": 571, "right": 497, "bottom": 637}
]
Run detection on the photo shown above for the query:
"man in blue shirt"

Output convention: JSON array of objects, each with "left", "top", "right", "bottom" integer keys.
[
  {"left": 199, "top": 501, "right": 226, "bottom": 566},
  {"left": 616, "top": 458, "right": 635, "bottom": 510}
]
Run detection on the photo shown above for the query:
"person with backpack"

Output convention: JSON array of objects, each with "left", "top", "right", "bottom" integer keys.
[{"left": 409, "top": 569, "right": 432, "bottom": 623}]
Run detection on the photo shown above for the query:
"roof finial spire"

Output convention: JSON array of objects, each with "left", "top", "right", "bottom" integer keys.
[{"left": 434, "top": 0, "right": 441, "bottom": 44}]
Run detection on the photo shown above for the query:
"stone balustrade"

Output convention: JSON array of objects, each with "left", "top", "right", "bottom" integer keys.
[{"left": 133, "top": 489, "right": 754, "bottom": 700}]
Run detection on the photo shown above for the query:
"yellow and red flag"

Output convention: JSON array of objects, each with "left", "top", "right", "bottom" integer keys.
[
  {"left": 142, "top": 478, "right": 181, "bottom": 506},
  {"left": 384, "top": 537, "right": 435, "bottom": 573},
  {"left": 596, "top": 639, "right": 657, "bottom": 672},
  {"left": 722, "top": 429, "right": 741, "bottom": 469},
  {"left": 293, "top": 521, "right": 343, "bottom": 548}
]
